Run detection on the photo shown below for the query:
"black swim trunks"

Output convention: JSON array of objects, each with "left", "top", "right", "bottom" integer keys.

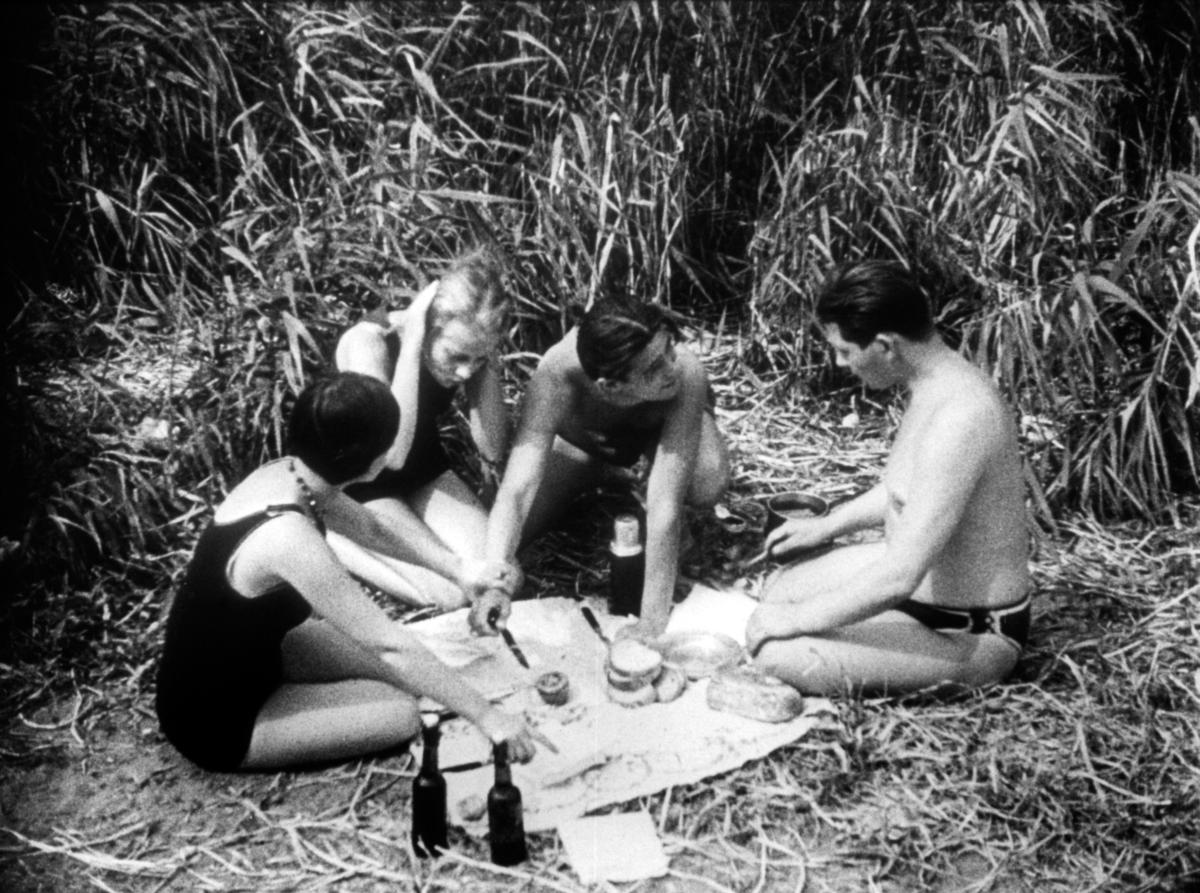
[
  {"left": 155, "top": 505, "right": 315, "bottom": 771},
  {"left": 893, "top": 593, "right": 1031, "bottom": 652}
]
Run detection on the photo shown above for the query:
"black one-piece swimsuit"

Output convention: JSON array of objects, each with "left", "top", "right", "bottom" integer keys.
[{"left": 155, "top": 505, "right": 315, "bottom": 771}]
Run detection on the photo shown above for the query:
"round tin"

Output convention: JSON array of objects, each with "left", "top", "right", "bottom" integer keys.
[{"left": 535, "top": 671, "right": 570, "bottom": 706}]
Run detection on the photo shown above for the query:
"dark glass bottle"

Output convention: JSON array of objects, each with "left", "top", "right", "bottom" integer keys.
[
  {"left": 608, "top": 513, "right": 645, "bottom": 617},
  {"left": 411, "top": 715, "right": 448, "bottom": 858},
  {"left": 487, "top": 741, "right": 528, "bottom": 865}
]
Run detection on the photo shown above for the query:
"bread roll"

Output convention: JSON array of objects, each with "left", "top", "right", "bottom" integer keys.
[
  {"left": 458, "top": 793, "right": 487, "bottom": 821},
  {"left": 606, "top": 665, "right": 652, "bottom": 692},
  {"left": 706, "top": 666, "right": 804, "bottom": 723},
  {"left": 653, "top": 663, "right": 687, "bottom": 703},
  {"left": 607, "top": 681, "right": 657, "bottom": 708},
  {"left": 608, "top": 639, "right": 663, "bottom": 678}
]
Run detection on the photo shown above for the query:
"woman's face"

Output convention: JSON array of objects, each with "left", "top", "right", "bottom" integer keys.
[{"left": 424, "top": 318, "right": 495, "bottom": 388}]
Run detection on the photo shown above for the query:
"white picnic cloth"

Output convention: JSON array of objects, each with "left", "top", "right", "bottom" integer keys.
[{"left": 408, "top": 586, "right": 832, "bottom": 836}]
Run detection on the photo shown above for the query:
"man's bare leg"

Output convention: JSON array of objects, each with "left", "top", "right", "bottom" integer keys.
[
  {"left": 762, "top": 542, "right": 883, "bottom": 603},
  {"left": 756, "top": 542, "right": 1019, "bottom": 694},
  {"left": 753, "top": 615, "right": 1020, "bottom": 696}
]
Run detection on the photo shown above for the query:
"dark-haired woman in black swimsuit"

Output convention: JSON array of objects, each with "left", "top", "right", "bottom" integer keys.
[{"left": 155, "top": 372, "right": 529, "bottom": 771}]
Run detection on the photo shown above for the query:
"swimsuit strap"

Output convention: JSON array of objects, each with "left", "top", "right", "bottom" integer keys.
[
  {"left": 213, "top": 502, "right": 326, "bottom": 590},
  {"left": 264, "top": 501, "right": 326, "bottom": 537},
  {"left": 214, "top": 503, "right": 324, "bottom": 552}
]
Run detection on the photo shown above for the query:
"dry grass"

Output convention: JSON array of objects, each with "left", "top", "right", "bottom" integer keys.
[{"left": 2, "top": 335, "right": 1197, "bottom": 893}]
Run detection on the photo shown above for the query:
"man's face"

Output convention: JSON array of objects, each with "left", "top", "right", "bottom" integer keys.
[
  {"left": 823, "top": 323, "right": 893, "bottom": 390},
  {"left": 605, "top": 330, "right": 680, "bottom": 402}
]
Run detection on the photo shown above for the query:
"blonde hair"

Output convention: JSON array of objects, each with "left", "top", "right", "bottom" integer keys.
[{"left": 427, "top": 247, "right": 509, "bottom": 337}]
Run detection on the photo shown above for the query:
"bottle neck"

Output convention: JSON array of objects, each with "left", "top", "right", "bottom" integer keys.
[
  {"left": 420, "top": 725, "right": 440, "bottom": 773},
  {"left": 492, "top": 741, "right": 511, "bottom": 784}
]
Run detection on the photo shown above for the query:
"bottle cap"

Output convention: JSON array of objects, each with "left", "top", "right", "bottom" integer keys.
[{"left": 611, "top": 513, "right": 642, "bottom": 555}]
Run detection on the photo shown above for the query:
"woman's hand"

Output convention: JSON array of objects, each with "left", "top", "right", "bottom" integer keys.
[
  {"left": 468, "top": 588, "right": 511, "bottom": 636},
  {"left": 476, "top": 707, "right": 536, "bottom": 763},
  {"left": 457, "top": 557, "right": 522, "bottom": 601},
  {"left": 764, "top": 517, "right": 831, "bottom": 562},
  {"left": 614, "top": 612, "right": 668, "bottom": 645}
]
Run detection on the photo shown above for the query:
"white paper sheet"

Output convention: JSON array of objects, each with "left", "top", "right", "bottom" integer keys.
[{"left": 557, "top": 811, "right": 669, "bottom": 883}]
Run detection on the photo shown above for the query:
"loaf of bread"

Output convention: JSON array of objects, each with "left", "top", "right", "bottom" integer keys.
[{"left": 706, "top": 666, "right": 804, "bottom": 723}]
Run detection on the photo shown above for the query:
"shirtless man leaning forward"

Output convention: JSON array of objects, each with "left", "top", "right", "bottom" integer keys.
[
  {"left": 747, "top": 260, "right": 1031, "bottom": 695},
  {"left": 476, "top": 298, "right": 729, "bottom": 640}
]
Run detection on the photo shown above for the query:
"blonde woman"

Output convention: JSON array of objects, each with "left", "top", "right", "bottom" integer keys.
[{"left": 331, "top": 249, "right": 514, "bottom": 610}]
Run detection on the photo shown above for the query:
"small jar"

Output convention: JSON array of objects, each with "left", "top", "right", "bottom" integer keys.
[{"left": 535, "top": 671, "right": 570, "bottom": 706}]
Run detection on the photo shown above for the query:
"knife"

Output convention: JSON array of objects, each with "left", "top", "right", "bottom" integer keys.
[
  {"left": 742, "top": 546, "right": 772, "bottom": 570},
  {"left": 579, "top": 603, "right": 609, "bottom": 645},
  {"left": 487, "top": 606, "right": 530, "bottom": 669}
]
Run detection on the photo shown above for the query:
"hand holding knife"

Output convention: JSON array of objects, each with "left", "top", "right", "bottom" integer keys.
[{"left": 487, "top": 605, "right": 530, "bottom": 669}]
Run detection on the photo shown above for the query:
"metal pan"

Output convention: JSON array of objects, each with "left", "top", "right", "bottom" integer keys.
[
  {"left": 763, "top": 492, "right": 829, "bottom": 534},
  {"left": 655, "top": 631, "right": 746, "bottom": 680}
]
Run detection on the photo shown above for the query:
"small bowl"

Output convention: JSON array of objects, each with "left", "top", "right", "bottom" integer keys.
[
  {"left": 535, "top": 671, "right": 571, "bottom": 706},
  {"left": 718, "top": 501, "right": 766, "bottom": 535},
  {"left": 763, "top": 492, "right": 829, "bottom": 534}
]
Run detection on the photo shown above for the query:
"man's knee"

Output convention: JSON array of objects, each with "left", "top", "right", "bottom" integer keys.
[
  {"left": 955, "top": 638, "right": 1020, "bottom": 689},
  {"left": 760, "top": 570, "right": 792, "bottom": 602},
  {"left": 752, "top": 638, "right": 839, "bottom": 696}
]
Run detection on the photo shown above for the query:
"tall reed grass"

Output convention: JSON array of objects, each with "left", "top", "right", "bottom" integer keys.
[{"left": 6, "top": 0, "right": 1197, "bottom": 577}]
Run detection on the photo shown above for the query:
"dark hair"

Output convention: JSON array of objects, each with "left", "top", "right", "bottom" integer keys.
[
  {"left": 815, "top": 260, "right": 934, "bottom": 346},
  {"left": 576, "top": 298, "right": 682, "bottom": 382},
  {"left": 288, "top": 373, "right": 399, "bottom": 485},
  {"left": 427, "top": 246, "right": 509, "bottom": 337}
]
